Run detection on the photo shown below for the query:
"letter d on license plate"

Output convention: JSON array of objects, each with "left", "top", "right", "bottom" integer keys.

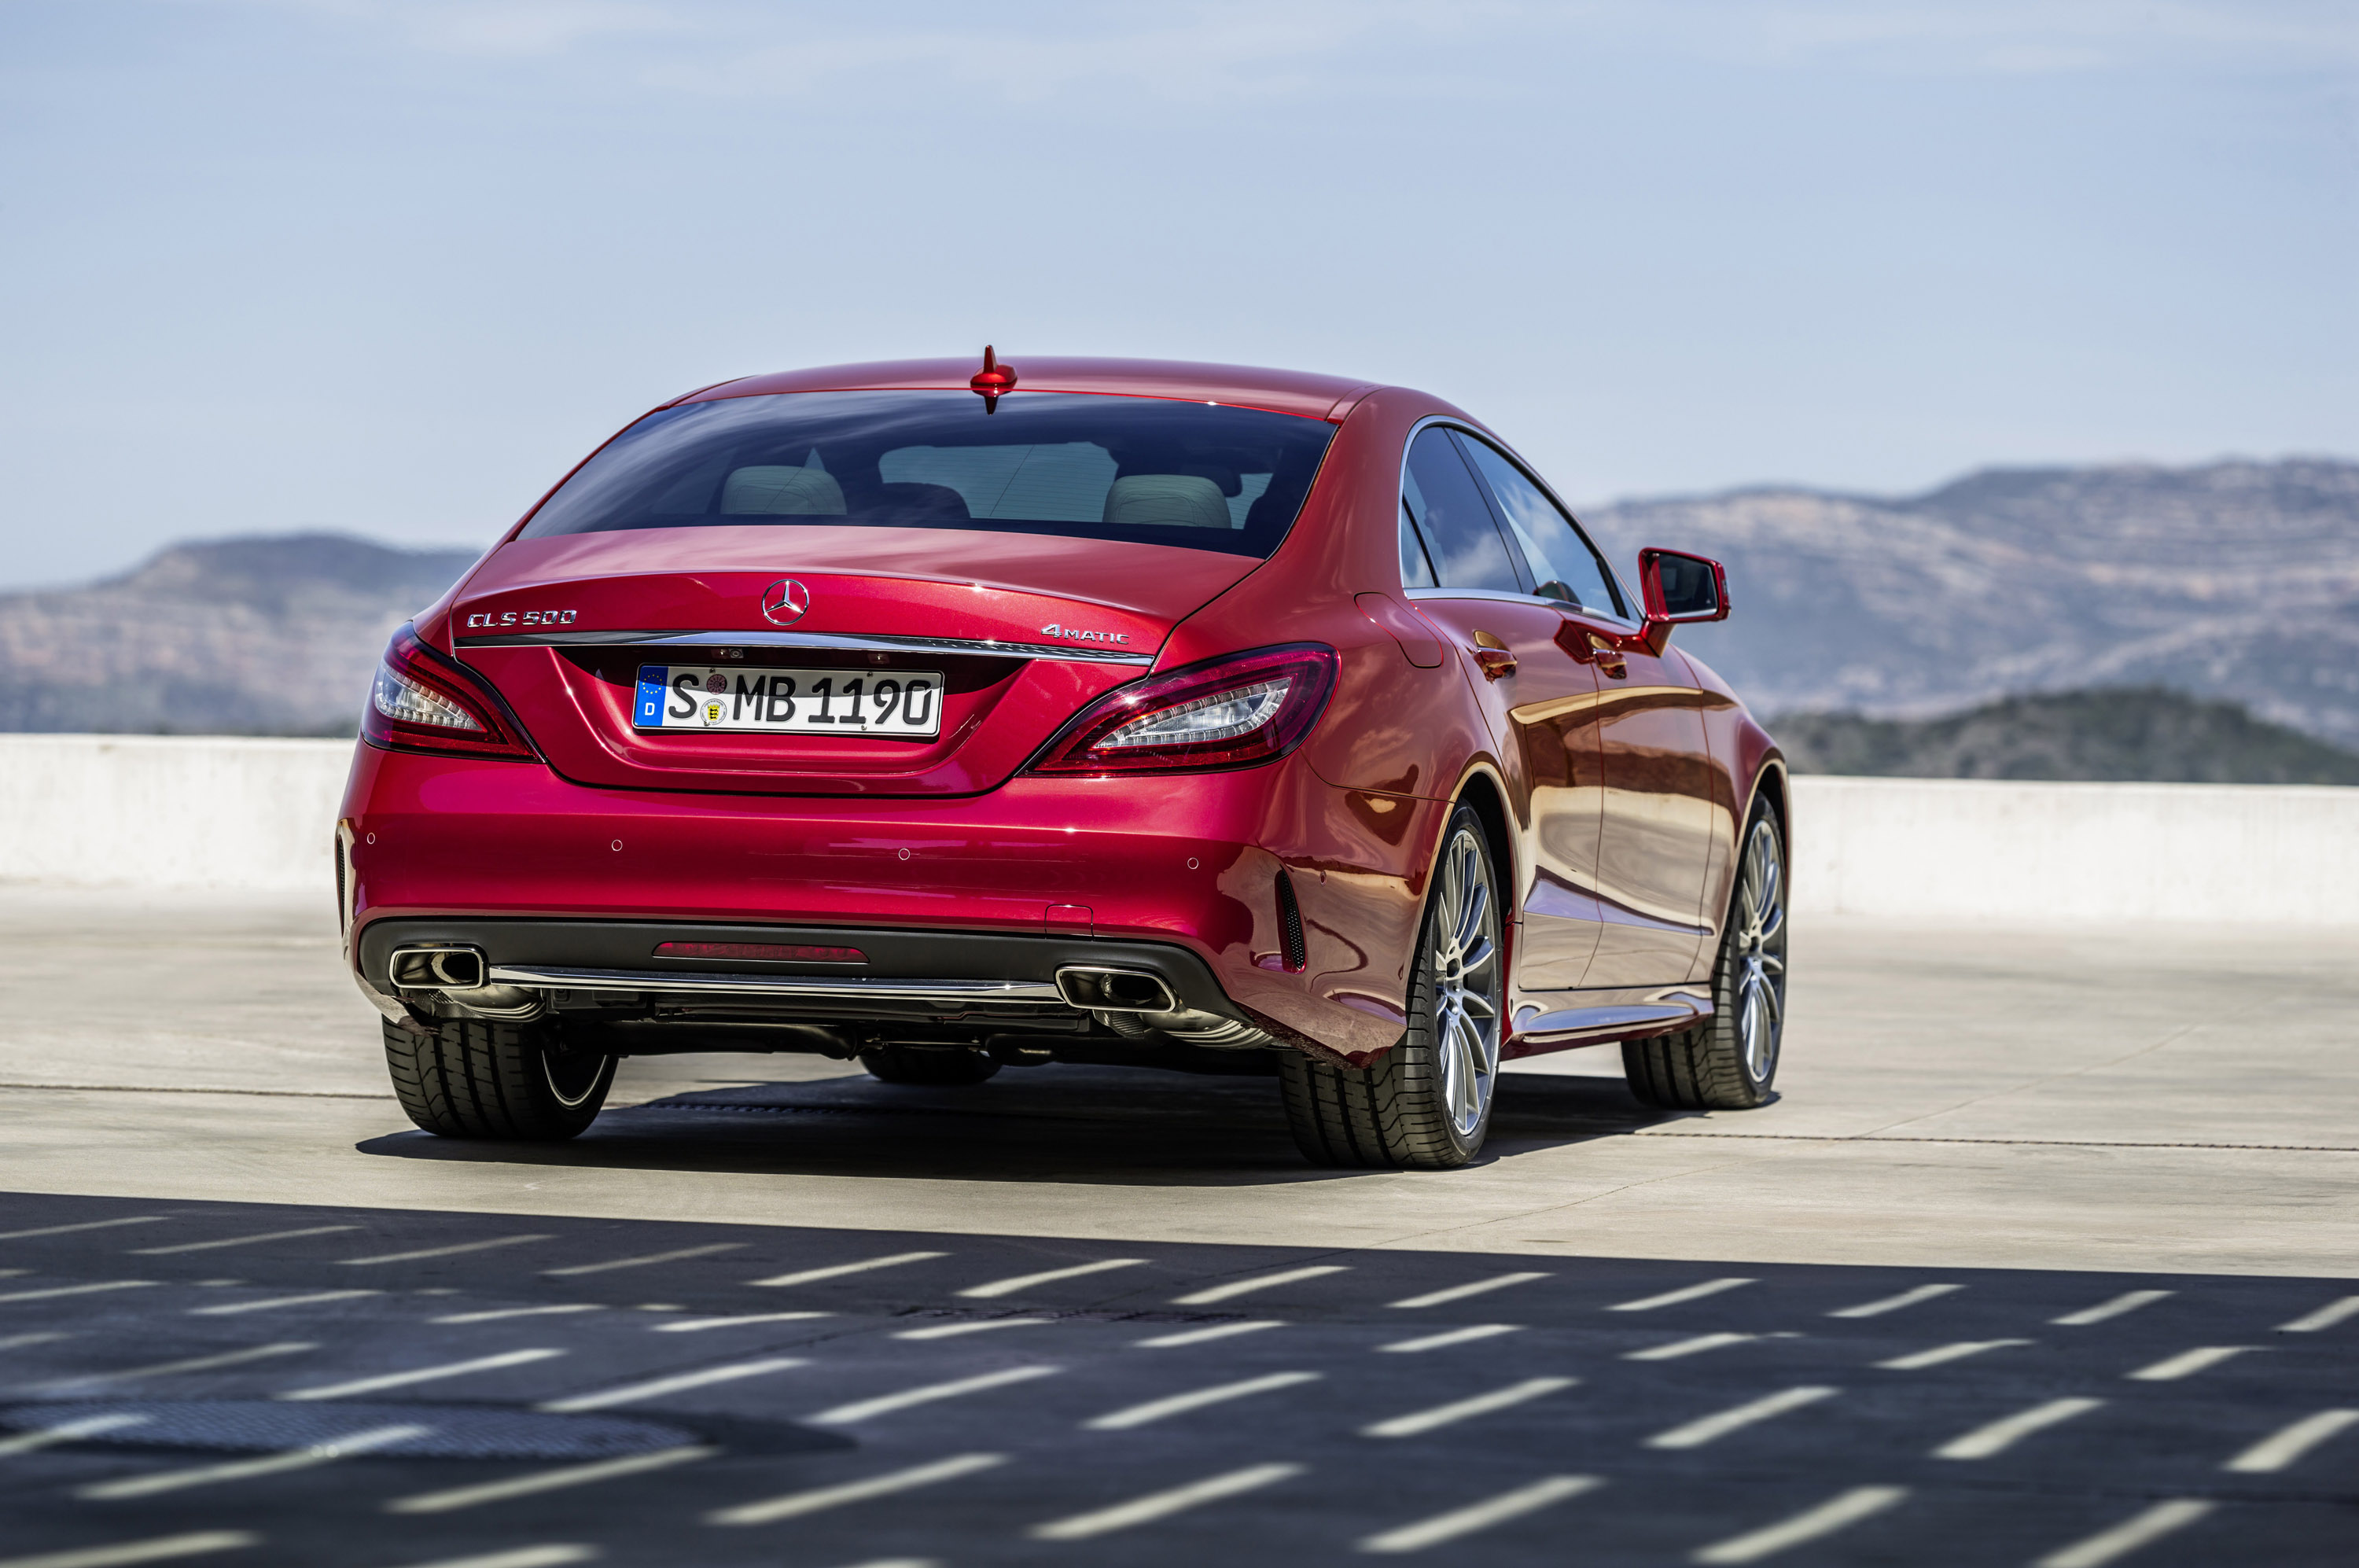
[{"left": 633, "top": 665, "right": 944, "bottom": 737}]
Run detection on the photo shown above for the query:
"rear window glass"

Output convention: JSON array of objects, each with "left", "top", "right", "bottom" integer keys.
[{"left": 517, "top": 390, "right": 1336, "bottom": 559}]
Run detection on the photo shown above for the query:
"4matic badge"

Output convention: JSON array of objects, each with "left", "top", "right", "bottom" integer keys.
[{"left": 1040, "top": 623, "right": 1131, "bottom": 646}]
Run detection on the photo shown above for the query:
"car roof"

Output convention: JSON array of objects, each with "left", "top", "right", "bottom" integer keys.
[{"left": 679, "top": 356, "right": 1384, "bottom": 422}]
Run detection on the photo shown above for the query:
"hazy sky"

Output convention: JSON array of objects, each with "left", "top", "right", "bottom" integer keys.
[{"left": 2, "top": 1, "right": 2352, "bottom": 587}]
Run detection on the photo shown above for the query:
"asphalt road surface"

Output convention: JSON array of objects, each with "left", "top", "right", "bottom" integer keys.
[{"left": 0, "top": 889, "right": 2352, "bottom": 1567}]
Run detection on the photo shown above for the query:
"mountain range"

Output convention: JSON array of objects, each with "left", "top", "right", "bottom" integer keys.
[
  {"left": 1583, "top": 457, "right": 2359, "bottom": 749},
  {"left": 2, "top": 455, "right": 2354, "bottom": 752}
]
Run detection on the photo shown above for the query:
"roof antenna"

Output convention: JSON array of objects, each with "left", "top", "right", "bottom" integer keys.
[{"left": 970, "top": 344, "right": 1018, "bottom": 412}]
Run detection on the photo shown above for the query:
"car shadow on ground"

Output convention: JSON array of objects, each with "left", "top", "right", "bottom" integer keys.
[{"left": 354, "top": 1064, "right": 1682, "bottom": 1186}]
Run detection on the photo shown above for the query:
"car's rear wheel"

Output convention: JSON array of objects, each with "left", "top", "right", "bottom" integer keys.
[
  {"left": 859, "top": 1045, "right": 1002, "bottom": 1085},
  {"left": 383, "top": 1016, "right": 616, "bottom": 1139},
  {"left": 1623, "top": 800, "right": 1787, "bottom": 1110},
  {"left": 1277, "top": 804, "right": 1503, "bottom": 1169}
]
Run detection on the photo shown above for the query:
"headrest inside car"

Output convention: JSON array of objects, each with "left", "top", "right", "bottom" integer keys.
[
  {"left": 721, "top": 466, "right": 848, "bottom": 515},
  {"left": 1102, "top": 473, "right": 1232, "bottom": 529}
]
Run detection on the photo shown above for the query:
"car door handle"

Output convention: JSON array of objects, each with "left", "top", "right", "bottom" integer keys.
[
  {"left": 1469, "top": 631, "right": 1517, "bottom": 681},
  {"left": 1555, "top": 618, "right": 1629, "bottom": 678}
]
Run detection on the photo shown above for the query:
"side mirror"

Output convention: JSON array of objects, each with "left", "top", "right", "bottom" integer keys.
[{"left": 1635, "top": 547, "right": 1729, "bottom": 653}]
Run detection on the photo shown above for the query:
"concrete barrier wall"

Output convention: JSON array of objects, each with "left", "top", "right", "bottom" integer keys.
[
  {"left": 1788, "top": 775, "right": 2359, "bottom": 924},
  {"left": 0, "top": 736, "right": 351, "bottom": 893},
  {"left": 0, "top": 737, "right": 2353, "bottom": 922}
]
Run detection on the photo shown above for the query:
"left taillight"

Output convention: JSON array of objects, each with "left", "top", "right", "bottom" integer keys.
[
  {"left": 1028, "top": 643, "right": 1338, "bottom": 775},
  {"left": 362, "top": 626, "right": 535, "bottom": 760}
]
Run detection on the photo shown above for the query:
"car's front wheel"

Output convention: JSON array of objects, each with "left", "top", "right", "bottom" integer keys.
[
  {"left": 1623, "top": 800, "right": 1787, "bottom": 1110},
  {"left": 1277, "top": 804, "right": 1503, "bottom": 1169},
  {"left": 383, "top": 1016, "right": 616, "bottom": 1139}
]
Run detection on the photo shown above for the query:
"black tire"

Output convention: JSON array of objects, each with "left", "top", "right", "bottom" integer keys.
[
  {"left": 859, "top": 1046, "right": 1001, "bottom": 1085},
  {"left": 383, "top": 1015, "right": 615, "bottom": 1140},
  {"left": 1624, "top": 799, "right": 1788, "bottom": 1110},
  {"left": 1276, "top": 803, "right": 1504, "bottom": 1170}
]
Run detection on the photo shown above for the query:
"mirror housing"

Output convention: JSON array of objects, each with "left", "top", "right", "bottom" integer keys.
[{"left": 1634, "top": 547, "right": 1729, "bottom": 654}]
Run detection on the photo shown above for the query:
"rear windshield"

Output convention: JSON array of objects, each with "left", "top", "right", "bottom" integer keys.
[{"left": 517, "top": 389, "right": 1336, "bottom": 559}]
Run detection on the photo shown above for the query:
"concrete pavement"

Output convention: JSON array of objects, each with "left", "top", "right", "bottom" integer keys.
[{"left": 0, "top": 889, "right": 2351, "bottom": 1276}]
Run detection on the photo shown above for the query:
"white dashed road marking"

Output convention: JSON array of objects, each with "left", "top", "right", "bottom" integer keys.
[
  {"left": 339, "top": 1236, "right": 550, "bottom": 1267},
  {"left": 2035, "top": 1500, "right": 2214, "bottom": 1568},
  {"left": 2223, "top": 1409, "right": 2359, "bottom": 1473},
  {"left": 0, "top": 1531, "right": 257, "bottom": 1568},
  {"left": 1935, "top": 1397, "right": 2104, "bottom": 1459},
  {"left": 1363, "top": 1378, "right": 1576, "bottom": 1438},
  {"left": 1172, "top": 1265, "right": 1348, "bottom": 1305},
  {"left": 2127, "top": 1345, "right": 2255, "bottom": 1381},
  {"left": 1625, "top": 1333, "right": 1756, "bottom": 1362},
  {"left": 38, "top": 1342, "right": 315, "bottom": 1390},
  {"left": 1386, "top": 1272, "right": 1551, "bottom": 1310},
  {"left": 960, "top": 1259, "right": 1146, "bottom": 1298},
  {"left": 655, "top": 1312, "right": 831, "bottom": 1333},
  {"left": 1357, "top": 1474, "right": 1600, "bottom": 1553},
  {"left": 1084, "top": 1371, "right": 1321, "bottom": 1430},
  {"left": 0, "top": 1412, "right": 151, "bottom": 1456},
  {"left": 1027, "top": 1462, "right": 1305, "bottom": 1540},
  {"left": 1647, "top": 1387, "right": 1838, "bottom": 1450},
  {"left": 0, "top": 1217, "right": 167, "bottom": 1242},
  {"left": 1692, "top": 1485, "right": 1908, "bottom": 1564},
  {"left": 432, "top": 1305, "right": 605, "bottom": 1324},
  {"left": 892, "top": 1318, "right": 1053, "bottom": 1341},
  {"left": 544, "top": 1244, "right": 744, "bottom": 1277},
  {"left": 0, "top": 1282, "right": 155, "bottom": 1305},
  {"left": 707, "top": 1452, "right": 1007, "bottom": 1525},
  {"left": 2276, "top": 1295, "right": 2359, "bottom": 1334},
  {"left": 0, "top": 1332, "right": 69, "bottom": 1352},
  {"left": 1876, "top": 1339, "right": 2032, "bottom": 1370},
  {"left": 537, "top": 1356, "right": 804, "bottom": 1412},
  {"left": 809, "top": 1365, "right": 1062, "bottom": 1424},
  {"left": 279, "top": 1348, "right": 563, "bottom": 1401},
  {"left": 1133, "top": 1321, "right": 1286, "bottom": 1349},
  {"left": 76, "top": 1423, "right": 428, "bottom": 1500},
  {"left": 1828, "top": 1284, "right": 1959, "bottom": 1319},
  {"left": 1380, "top": 1325, "right": 1522, "bottom": 1353},
  {"left": 190, "top": 1290, "right": 378, "bottom": 1316},
  {"left": 383, "top": 1548, "right": 596, "bottom": 1568},
  {"left": 1609, "top": 1279, "right": 1754, "bottom": 1312},
  {"left": 387, "top": 1445, "right": 718, "bottom": 1512},
  {"left": 2051, "top": 1290, "right": 2170, "bottom": 1327},
  {"left": 130, "top": 1227, "right": 357, "bottom": 1256},
  {"left": 750, "top": 1252, "right": 947, "bottom": 1288}
]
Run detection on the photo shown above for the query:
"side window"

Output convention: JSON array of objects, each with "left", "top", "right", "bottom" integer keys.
[
  {"left": 1401, "top": 427, "right": 1522, "bottom": 593},
  {"left": 1455, "top": 435, "right": 1625, "bottom": 617},
  {"left": 1398, "top": 502, "right": 1437, "bottom": 587}
]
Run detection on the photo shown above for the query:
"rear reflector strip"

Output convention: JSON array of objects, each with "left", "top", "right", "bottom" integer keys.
[{"left": 653, "top": 941, "right": 867, "bottom": 965}]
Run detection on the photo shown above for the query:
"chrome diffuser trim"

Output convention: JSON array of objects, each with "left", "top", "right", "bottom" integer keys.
[
  {"left": 455, "top": 628, "right": 1155, "bottom": 665},
  {"left": 486, "top": 964, "right": 1066, "bottom": 1003}
]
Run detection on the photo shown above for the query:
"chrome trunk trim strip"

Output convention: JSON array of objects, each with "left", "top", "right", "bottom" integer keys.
[
  {"left": 454, "top": 628, "right": 1155, "bottom": 665},
  {"left": 486, "top": 964, "right": 1067, "bottom": 1003}
]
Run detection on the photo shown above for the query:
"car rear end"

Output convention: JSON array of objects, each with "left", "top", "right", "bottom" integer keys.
[{"left": 340, "top": 371, "right": 1377, "bottom": 1098}]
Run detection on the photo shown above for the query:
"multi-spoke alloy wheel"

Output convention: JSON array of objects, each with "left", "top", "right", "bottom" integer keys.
[
  {"left": 1622, "top": 800, "right": 1789, "bottom": 1111},
  {"left": 1430, "top": 823, "right": 1504, "bottom": 1139},
  {"left": 1277, "top": 802, "right": 1505, "bottom": 1168}
]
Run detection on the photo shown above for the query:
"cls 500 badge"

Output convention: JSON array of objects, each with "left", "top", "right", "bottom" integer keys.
[{"left": 464, "top": 609, "right": 578, "bottom": 628}]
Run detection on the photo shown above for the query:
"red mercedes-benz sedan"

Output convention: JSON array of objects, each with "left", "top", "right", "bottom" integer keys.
[{"left": 340, "top": 353, "right": 1787, "bottom": 1169}]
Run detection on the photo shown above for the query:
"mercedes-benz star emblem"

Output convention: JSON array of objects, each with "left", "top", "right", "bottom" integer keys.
[{"left": 760, "top": 578, "right": 811, "bottom": 627}]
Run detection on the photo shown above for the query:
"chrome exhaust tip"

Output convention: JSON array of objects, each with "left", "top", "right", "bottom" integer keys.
[
  {"left": 1054, "top": 966, "right": 1179, "bottom": 1013},
  {"left": 388, "top": 944, "right": 488, "bottom": 992}
]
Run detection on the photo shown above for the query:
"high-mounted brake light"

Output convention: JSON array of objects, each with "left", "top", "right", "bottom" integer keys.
[
  {"left": 362, "top": 627, "right": 535, "bottom": 760},
  {"left": 1028, "top": 644, "right": 1338, "bottom": 775}
]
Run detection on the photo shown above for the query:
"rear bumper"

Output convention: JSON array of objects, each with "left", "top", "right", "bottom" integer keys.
[{"left": 340, "top": 742, "right": 1443, "bottom": 1060}]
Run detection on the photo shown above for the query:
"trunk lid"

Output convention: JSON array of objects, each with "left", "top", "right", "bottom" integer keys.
[{"left": 447, "top": 526, "right": 1255, "bottom": 796}]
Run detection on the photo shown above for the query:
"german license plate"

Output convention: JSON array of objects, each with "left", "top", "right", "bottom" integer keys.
[{"left": 633, "top": 664, "right": 944, "bottom": 737}]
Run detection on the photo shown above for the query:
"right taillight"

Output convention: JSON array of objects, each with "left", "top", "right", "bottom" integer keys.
[
  {"left": 1027, "top": 643, "right": 1338, "bottom": 775},
  {"left": 362, "top": 626, "right": 535, "bottom": 760}
]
